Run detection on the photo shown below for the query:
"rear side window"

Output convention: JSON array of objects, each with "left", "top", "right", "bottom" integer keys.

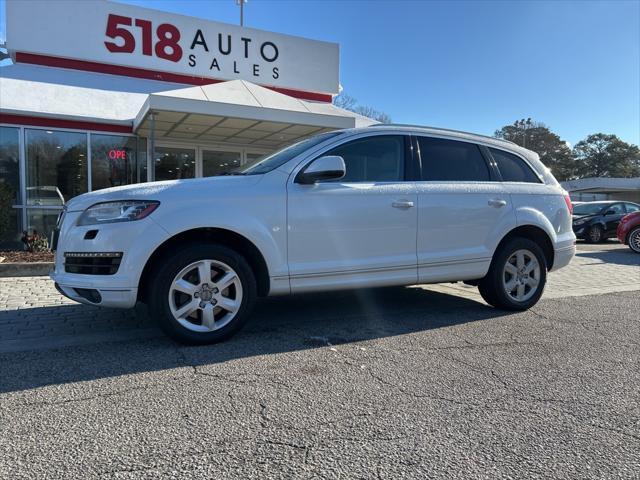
[
  {"left": 417, "top": 137, "right": 490, "bottom": 181},
  {"left": 625, "top": 203, "right": 640, "bottom": 213},
  {"left": 324, "top": 135, "right": 405, "bottom": 182},
  {"left": 489, "top": 148, "right": 541, "bottom": 183}
]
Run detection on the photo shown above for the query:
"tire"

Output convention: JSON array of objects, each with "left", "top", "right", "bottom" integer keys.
[
  {"left": 586, "top": 225, "right": 604, "bottom": 243},
  {"left": 478, "top": 237, "right": 547, "bottom": 311},
  {"left": 149, "top": 243, "right": 257, "bottom": 345},
  {"left": 628, "top": 227, "right": 640, "bottom": 254}
]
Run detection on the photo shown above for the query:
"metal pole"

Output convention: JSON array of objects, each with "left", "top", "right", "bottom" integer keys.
[{"left": 240, "top": 0, "right": 244, "bottom": 26}]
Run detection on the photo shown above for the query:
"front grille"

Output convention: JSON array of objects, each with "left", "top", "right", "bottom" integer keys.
[{"left": 64, "top": 252, "right": 123, "bottom": 275}]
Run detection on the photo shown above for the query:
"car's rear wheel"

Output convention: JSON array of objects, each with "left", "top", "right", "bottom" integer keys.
[
  {"left": 586, "top": 225, "right": 604, "bottom": 243},
  {"left": 478, "top": 237, "right": 547, "bottom": 311},
  {"left": 628, "top": 227, "right": 640, "bottom": 253},
  {"left": 149, "top": 244, "right": 256, "bottom": 345}
]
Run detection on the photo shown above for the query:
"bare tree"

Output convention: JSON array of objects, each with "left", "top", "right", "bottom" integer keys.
[{"left": 333, "top": 92, "right": 392, "bottom": 124}]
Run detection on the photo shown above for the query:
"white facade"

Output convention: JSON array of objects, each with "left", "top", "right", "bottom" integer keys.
[{"left": 0, "top": 0, "right": 375, "bottom": 247}]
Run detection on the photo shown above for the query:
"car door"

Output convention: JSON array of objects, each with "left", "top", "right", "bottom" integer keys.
[
  {"left": 414, "top": 136, "right": 516, "bottom": 283},
  {"left": 287, "top": 134, "right": 418, "bottom": 292},
  {"left": 603, "top": 203, "right": 626, "bottom": 235}
]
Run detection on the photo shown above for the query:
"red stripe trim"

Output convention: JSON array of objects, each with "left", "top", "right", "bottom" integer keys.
[
  {"left": 0, "top": 114, "right": 133, "bottom": 134},
  {"left": 15, "top": 52, "right": 334, "bottom": 103}
]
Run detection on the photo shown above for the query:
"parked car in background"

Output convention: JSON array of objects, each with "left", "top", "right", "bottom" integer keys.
[
  {"left": 617, "top": 210, "right": 640, "bottom": 253},
  {"left": 51, "top": 125, "right": 576, "bottom": 345},
  {"left": 572, "top": 201, "right": 640, "bottom": 243}
]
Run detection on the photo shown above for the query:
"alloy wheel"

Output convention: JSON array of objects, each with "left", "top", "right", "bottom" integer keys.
[
  {"left": 502, "top": 249, "right": 541, "bottom": 302},
  {"left": 168, "top": 259, "right": 243, "bottom": 332},
  {"left": 630, "top": 229, "right": 640, "bottom": 253}
]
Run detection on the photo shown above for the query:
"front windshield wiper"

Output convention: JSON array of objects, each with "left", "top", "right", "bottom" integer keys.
[{"left": 218, "top": 171, "right": 246, "bottom": 176}]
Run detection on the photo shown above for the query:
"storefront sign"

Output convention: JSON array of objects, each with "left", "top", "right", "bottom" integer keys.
[{"left": 6, "top": 0, "right": 339, "bottom": 96}]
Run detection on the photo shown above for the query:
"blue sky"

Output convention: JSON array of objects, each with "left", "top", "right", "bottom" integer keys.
[{"left": 1, "top": 0, "right": 638, "bottom": 145}]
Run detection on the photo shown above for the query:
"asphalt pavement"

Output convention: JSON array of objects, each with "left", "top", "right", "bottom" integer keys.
[{"left": 1, "top": 288, "right": 639, "bottom": 479}]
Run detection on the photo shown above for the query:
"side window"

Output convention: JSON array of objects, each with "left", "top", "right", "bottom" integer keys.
[
  {"left": 417, "top": 137, "right": 490, "bottom": 181},
  {"left": 489, "top": 148, "right": 541, "bottom": 183},
  {"left": 323, "top": 135, "right": 405, "bottom": 182},
  {"left": 625, "top": 203, "right": 640, "bottom": 213},
  {"left": 607, "top": 203, "right": 625, "bottom": 215}
]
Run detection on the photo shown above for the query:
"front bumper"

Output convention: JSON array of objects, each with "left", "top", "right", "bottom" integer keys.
[
  {"left": 50, "top": 210, "right": 168, "bottom": 308},
  {"left": 572, "top": 225, "right": 587, "bottom": 238}
]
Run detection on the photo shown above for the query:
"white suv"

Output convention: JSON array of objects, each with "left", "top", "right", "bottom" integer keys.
[{"left": 51, "top": 126, "right": 576, "bottom": 344}]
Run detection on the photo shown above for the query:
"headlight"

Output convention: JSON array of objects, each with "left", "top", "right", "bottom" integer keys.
[
  {"left": 77, "top": 201, "right": 160, "bottom": 226},
  {"left": 573, "top": 218, "right": 587, "bottom": 227}
]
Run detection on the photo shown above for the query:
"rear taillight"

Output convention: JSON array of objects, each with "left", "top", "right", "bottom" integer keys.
[
  {"left": 621, "top": 215, "right": 631, "bottom": 223},
  {"left": 563, "top": 194, "right": 573, "bottom": 215}
]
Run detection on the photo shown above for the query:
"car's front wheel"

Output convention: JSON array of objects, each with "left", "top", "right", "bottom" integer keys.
[
  {"left": 586, "top": 224, "right": 604, "bottom": 243},
  {"left": 478, "top": 237, "right": 547, "bottom": 311},
  {"left": 149, "top": 244, "right": 257, "bottom": 345},
  {"left": 628, "top": 227, "right": 640, "bottom": 254}
]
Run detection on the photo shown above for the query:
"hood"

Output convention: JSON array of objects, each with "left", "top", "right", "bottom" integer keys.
[
  {"left": 65, "top": 175, "right": 264, "bottom": 212},
  {"left": 572, "top": 214, "right": 595, "bottom": 222}
]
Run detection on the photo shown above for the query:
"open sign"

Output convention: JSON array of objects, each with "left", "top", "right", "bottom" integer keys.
[{"left": 108, "top": 149, "right": 127, "bottom": 160}]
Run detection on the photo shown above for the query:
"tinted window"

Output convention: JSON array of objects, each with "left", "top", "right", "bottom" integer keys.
[
  {"left": 489, "top": 148, "right": 541, "bottom": 183},
  {"left": 607, "top": 203, "right": 625, "bottom": 215},
  {"left": 625, "top": 203, "right": 640, "bottom": 213},
  {"left": 324, "top": 135, "right": 405, "bottom": 182},
  {"left": 418, "top": 137, "right": 489, "bottom": 181}
]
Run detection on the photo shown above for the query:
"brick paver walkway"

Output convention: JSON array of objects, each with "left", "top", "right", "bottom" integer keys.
[{"left": 1, "top": 242, "right": 638, "bottom": 353}]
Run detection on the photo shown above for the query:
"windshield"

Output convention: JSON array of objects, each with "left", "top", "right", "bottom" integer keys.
[
  {"left": 573, "top": 202, "right": 609, "bottom": 216},
  {"left": 239, "top": 132, "right": 342, "bottom": 175}
]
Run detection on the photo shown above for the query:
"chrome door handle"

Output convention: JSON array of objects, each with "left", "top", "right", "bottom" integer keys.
[
  {"left": 488, "top": 199, "right": 507, "bottom": 208},
  {"left": 392, "top": 200, "right": 414, "bottom": 209}
]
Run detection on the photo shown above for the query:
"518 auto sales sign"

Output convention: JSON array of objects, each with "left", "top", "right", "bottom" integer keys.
[{"left": 6, "top": 0, "right": 340, "bottom": 97}]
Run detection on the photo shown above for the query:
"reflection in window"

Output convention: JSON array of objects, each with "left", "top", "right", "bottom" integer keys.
[
  {"left": 91, "top": 134, "right": 137, "bottom": 190},
  {"left": 27, "top": 208, "right": 60, "bottom": 240},
  {"left": 325, "top": 135, "right": 405, "bottom": 182},
  {"left": 154, "top": 147, "right": 195, "bottom": 181},
  {"left": 202, "top": 150, "right": 241, "bottom": 177},
  {"left": 26, "top": 129, "right": 87, "bottom": 204},
  {"left": 0, "top": 127, "right": 20, "bottom": 205}
]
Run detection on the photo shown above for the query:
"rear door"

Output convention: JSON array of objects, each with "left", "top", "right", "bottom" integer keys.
[
  {"left": 414, "top": 136, "right": 516, "bottom": 282},
  {"left": 287, "top": 134, "right": 418, "bottom": 292}
]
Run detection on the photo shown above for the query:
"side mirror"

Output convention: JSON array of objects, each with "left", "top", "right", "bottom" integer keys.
[
  {"left": 297, "top": 155, "right": 346, "bottom": 184},
  {"left": 604, "top": 209, "right": 616, "bottom": 216}
]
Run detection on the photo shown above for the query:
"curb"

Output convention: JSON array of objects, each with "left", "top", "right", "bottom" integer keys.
[{"left": 0, "top": 262, "right": 53, "bottom": 277}]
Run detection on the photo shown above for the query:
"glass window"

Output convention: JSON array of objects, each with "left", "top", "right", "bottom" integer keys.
[
  {"left": 26, "top": 208, "right": 60, "bottom": 241},
  {"left": 606, "top": 203, "right": 625, "bottom": 215},
  {"left": 91, "top": 134, "right": 137, "bottom": 190},
  {"left": 246, "top": 152, "right": 265, "bottom": 164},
  {"left": 418, "top": 137, "right": 490, "bottom": 182},
  {"left": 323, "top": 135, "right": 405, "bottom": 182},
  {"left": 0, "top": 127, "right": 20, "bottom": 205},
  {"left": 26, "top": 129, "right": 87, "bottom": 204},
  {"left": 202, "top": 150, "right": 242, "bottom": 177},
  {"left": 0, "top": 208, "right": 21, "bottom": 250},
  {"left": 242, "top": 132, "right": 341, "bottom": 175},
  {"left": 489, "top": 148, "right": 540, "bottom": 183},
  {"left": 625, "top": 203, "right": 640, "bottom": 213},
  {"left": 573, "top": 202, "right": 609, "bottom": 216},
  {"left": 154, "top": 147, "right": 195, "bottom": 181}
]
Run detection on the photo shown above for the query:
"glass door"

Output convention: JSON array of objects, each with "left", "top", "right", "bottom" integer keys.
[{"left": 154, "top": 146, "right": 196, "bottom": 181}]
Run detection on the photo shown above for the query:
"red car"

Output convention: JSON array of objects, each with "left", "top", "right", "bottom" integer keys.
[{"left": 617, "top": 211, "right": 640, "bottom": 253}]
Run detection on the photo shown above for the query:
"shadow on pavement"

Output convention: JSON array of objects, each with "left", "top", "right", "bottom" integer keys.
[
  {"left": 576, "top": 246, "right": 640, "bottom": 267},
  {"left": 0, "top": 286, "right": 510, "bottom": 394}
]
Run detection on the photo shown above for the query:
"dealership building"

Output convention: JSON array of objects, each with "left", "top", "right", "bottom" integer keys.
[{"left": 0, "top": 0, "right": 373, "bottom": 248}]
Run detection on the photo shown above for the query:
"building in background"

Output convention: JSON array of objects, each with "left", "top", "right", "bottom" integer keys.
[
  {"left": 561, "top": 178, "right": 640, "bottom": 203},
  {"left": 0, "top": 0, "right": 374, "bottom": 248}
]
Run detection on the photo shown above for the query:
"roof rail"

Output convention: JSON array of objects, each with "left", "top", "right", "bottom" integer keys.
[{"left": 368, "top": 123, "right": 518, "bottom": 146}]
